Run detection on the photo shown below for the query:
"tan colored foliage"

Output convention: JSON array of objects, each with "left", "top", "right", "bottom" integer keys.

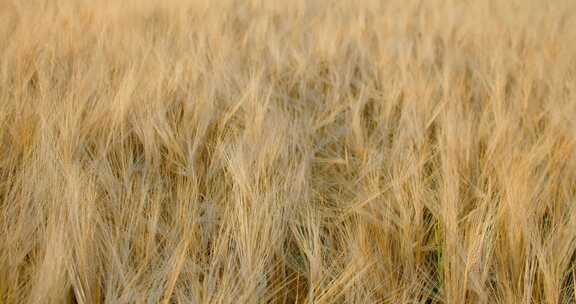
[{"left": 1, "top": 0, "right": 576, "bottom": 303}]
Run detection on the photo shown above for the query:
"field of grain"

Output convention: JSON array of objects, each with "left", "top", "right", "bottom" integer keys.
[{"left": 1, "top": 0, "right": 576, "bottom": 303}]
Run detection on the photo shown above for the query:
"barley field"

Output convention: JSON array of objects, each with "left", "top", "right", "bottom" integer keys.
[{"left": 1, "top": 0, "right": 576, "bottom": 303}]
